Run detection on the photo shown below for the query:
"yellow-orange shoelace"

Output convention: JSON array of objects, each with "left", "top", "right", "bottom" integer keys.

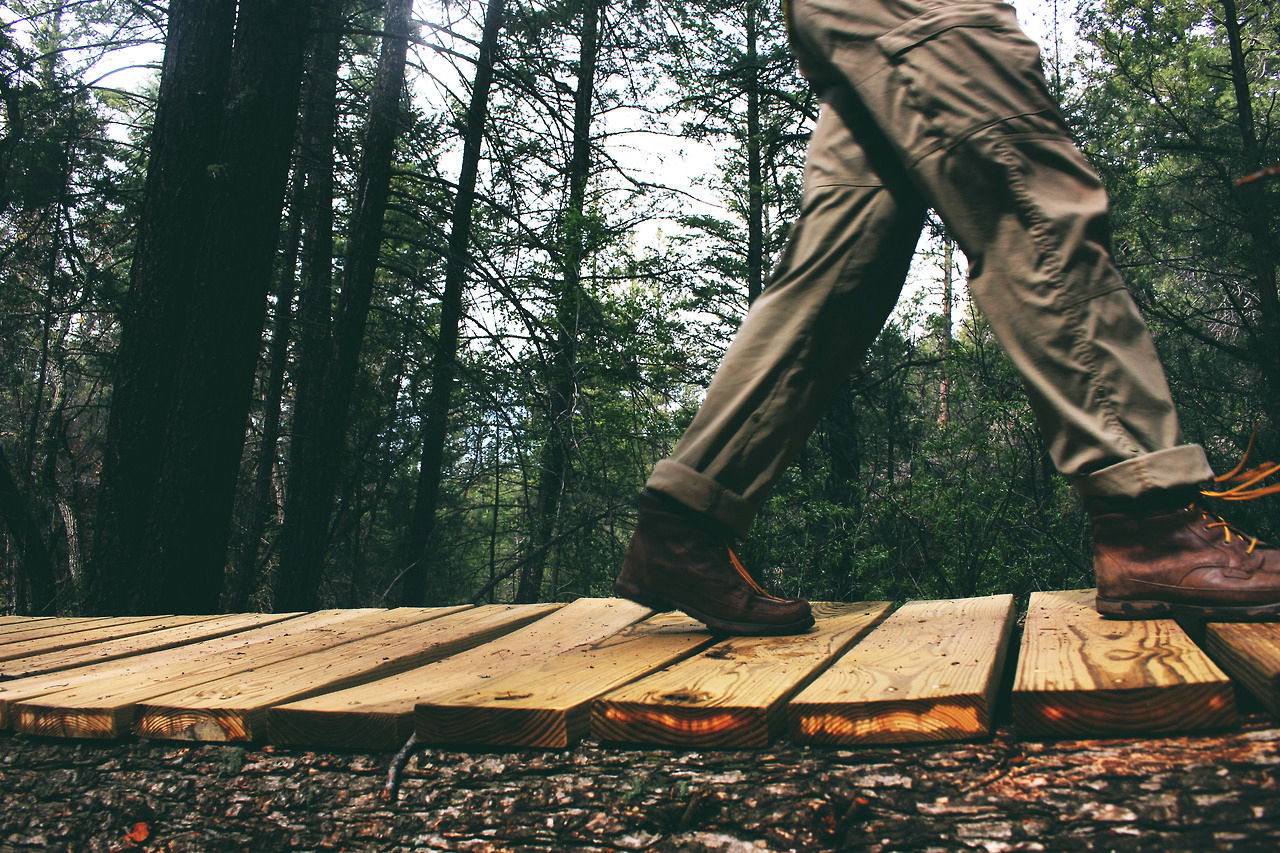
[
  {"left": 1200, "top": 422, "right": 1280, "bottom": 500},
  {"left": 1197, "top": 422, "right": 1276, "bottom": 552},
  {"left": 1200, "top": 511, "right": 1260, "bottom": 554},
  {"left": 726, "top": 544, "right": 784, "bottom": 602}
]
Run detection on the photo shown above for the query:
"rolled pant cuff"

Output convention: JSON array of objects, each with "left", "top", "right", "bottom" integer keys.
[
  {"left": 646, "top": 459, "right": 756, "bottom": 538},
  {"left": 1074, "top": 445, "right": 1214, "bottom": 499}
]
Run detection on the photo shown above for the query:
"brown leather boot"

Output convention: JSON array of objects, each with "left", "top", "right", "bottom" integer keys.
[
  {"left": 614, "top": 489, "right": 815, "bottom": 635},
  {"left": 1090, "top": 488, "right": 1280, "bottom": 619}
]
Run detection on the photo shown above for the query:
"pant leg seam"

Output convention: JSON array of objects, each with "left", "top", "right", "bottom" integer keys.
[{"left": 989, "top": 136, "right": 1139, "bottom": 456}]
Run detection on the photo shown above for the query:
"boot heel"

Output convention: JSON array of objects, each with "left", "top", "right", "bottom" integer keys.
[
  {"left": 613, "top": 578, "right": 673, "bottom": 612},
  {"left": 1095, "top": 595, "right": 1173, "bottom": 619}
]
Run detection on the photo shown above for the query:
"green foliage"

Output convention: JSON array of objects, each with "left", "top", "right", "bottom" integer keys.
[
  {"left": 1075, "top": 0, "right": 1279, "bottom": 535},
  {"left": 6, "top": 0, "right": 1275, "bottom": 614}
]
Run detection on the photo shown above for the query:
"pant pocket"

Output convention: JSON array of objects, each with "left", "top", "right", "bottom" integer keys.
[{"left": 875, "top": 2, "right": 1057, "bottom": 152}]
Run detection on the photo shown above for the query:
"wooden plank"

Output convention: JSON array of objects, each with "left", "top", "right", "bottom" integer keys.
[
  {"left": 0, "top": 616, "right": 161, "bottom": 645},
  {"left": 5, "top": 607, "right": 464, "bottom": 737},
  {"left": 1012, "top": 589, "right": 1236, "bottom": 737},
  {"left": 592, "top": 601, "right": 892, "bottom": 747},
  {"left": 0, "top": 616, "right": 55, "bottom": 633},
  {"left": 0, "top": 614, "right": 221, "bottom": 663},
  {"left": 415, "top": 611, "right": 714, "bottom": 749},
  {"left": 1203, "top": 623, "right": 1280, "bottom": 716},
  {"left": 0, "top": 612, "right": 295, "bottom": 679},
  {"left": 0, "top": 616, "right": 97, "bottom": 636},
  {"left": 133, "top": 603, "right": 559, "bottom": 742},
  {"left": 268, "top": 597, "right": 654, "bottom": 749},
  {"left": 789, "top": 595, "right": 1016, "bottom": 745}
]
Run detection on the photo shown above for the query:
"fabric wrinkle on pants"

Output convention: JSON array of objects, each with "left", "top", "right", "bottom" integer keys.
[{"left": 647, "top": 0, "right": 1212, "bottom": 538}]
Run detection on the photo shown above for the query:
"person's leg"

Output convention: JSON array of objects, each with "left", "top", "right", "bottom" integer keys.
[
  {"left": 788, "top": 0, "right": 1280, "bottom": 618},
  {"left": 648, "top": 90, "right": 925, "bottom": 537},
  {"left": 615, "top": 88, "right": 926, "bottom": 634}
]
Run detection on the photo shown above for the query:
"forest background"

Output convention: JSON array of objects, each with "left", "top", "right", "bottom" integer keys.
[{"left": 0, "top": 0, "right": 1275, "bottom": 616}]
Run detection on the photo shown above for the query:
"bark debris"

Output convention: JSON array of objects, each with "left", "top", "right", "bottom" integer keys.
[{"left": 2, "top": 719, "right": 1278, "bottom": 852}]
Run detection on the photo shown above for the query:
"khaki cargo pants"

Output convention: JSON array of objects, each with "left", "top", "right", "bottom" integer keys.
[{"left": 648, "top": 0, "right": 1213, "bottom": 537}]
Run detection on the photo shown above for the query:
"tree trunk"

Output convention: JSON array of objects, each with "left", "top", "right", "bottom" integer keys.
[
  {"left": 228, "top": 169, "right": 303, "bottom": 612},
  {"left": 402, "top": 0, "right": 507, "bottom": 606},
  {"left": 0, "top": 444, "right": 56, "bottom": 615},
  {"left": 89, "top": 0, "right": 237, "bottom": 614},
  {"left": 275, "top": 0, "right": 416, "bottom": 611},
  {"left": 126, "top": 0, "right": 314, "bottom": 615},
  {"left": 745, "top": 0, "right": 764, "bottom": 304},
  {"left": 1220, "top": 0, "right": 1280, "bottom": 398},
  {"left": 516, "top": 0, "right": 602, "bottom": 604},
  {"left": 939, "top": 237, "right": 953, "bottom": 426},
  {"left": 230, "top": 7, "right": 346, "bottom": 612}
]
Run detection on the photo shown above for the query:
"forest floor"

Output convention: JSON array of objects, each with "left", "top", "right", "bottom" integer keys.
[{"left": 3, "top": 714, "right": 1280, "bottom": 853}]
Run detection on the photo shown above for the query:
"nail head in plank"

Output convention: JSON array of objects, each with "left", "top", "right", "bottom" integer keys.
[
  {"left": 789, "top": 595, "right": 1016, "bottom": 745},
  {"left": 268, "top": 597, "right": 654, "bottom": 750},
  {"left": 1204, "top": 622, "right": 1280, "bottom": 716},
  {"left": 9, "top": 607, "right": 462, "bottom": 738},
  {"left": 1012, "top": 589, "right": 1235, "bottom": 737},
  {"left": 593, "top": 601, "right": 892, "bottom": 747},
  {"left": 134, "top": 603, "right": 559, "bottom": 742},
  {"left": 415, "top": 611, "right": 713, "bottom": 749}
]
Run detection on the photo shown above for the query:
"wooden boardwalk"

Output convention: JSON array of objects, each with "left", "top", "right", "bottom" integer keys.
[{"left": 0, "top": 590, "right": 1271, "bottom": 749}]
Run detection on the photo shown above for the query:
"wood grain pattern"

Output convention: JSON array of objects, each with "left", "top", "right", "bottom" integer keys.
[
  {"left": 1012, "top": 589, "right": 1236, "bottom": 737},
  {"left": 267, "top": 598, "right": 654, "bottom": 749},
  {"left": 592, "top": 602, "right": 892, "bottom": 747},
  {"left": 133, "top": 604, "right": 558, "bottom": 742},
  {"left": 788, "top": 595, "right": 1016, "bottom": 745},
  {"left": 5, "top": 608, "right": 457, "bottom": 737},
  {"left": 0, "top": 616, "right": 55, "bottom": 633},
  {"left": 1204, "top": 622, "right": 1280, "bottom": 716},
  {"left": 415, "top": 612, "right": 713, "bottom": 748},
  {"left": 0, "top": 615, "right": 222, "bottom": 664},
  {"left": 0, "top": 616, "right": 162, "bottom": 647},
  {"left": 0, "top": 613, "right": 295, "bottom": 679}
]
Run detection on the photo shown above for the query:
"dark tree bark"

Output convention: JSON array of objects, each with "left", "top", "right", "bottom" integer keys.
[
  {"left": 90, "top": 0, "right": 237, "bottom": 613},
  {"left": 516, "top": 0, "right": 602, "bottom": 604},
  {"left": 402, "top": 0, "right": 507, "bottom": 606},
  {"left": 229, "top": 5, "right": 346, "bottom": 612},
  {"left": 228, "top": 169, "right": 303, "bottom": 612},
  {"left": 137, "top": 0, "right": 314, "bottom": 615},
  {"left": 275, "top": 0, "right": 416, "bottom": 611},
  {"left": 1220, "top": 0, "right": 1280, "bottom": 398},
  {"left": 0, "top": 444, "right": 56, "bottom": 615},
  {"left": 745, "top": 0, "right": 764, "bottom": 304}
]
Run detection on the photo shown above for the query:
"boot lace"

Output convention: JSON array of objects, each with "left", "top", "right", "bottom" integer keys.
[
  {"left": 726, "top": 544, "right": 784, "bottom": 601},
  {"left": 1196, "top": 423, "right": 1278, "bottom": 553}
]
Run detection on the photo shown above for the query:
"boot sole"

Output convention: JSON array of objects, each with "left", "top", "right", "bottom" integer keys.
[
  {"left": 1097, "top": 595, "right": 1280, "bottom": 621},
  {"left": 614, "top": 578, "right": 815, "bottom": 637}
]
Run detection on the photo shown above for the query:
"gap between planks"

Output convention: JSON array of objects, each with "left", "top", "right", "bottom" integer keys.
[
  {"left": 592, "top": 601, "right": 892, "bottom": 748},
  {"left": 5, "top": 608, "right": 461, "bottom": 737},
  {"left": 414, "top": 611, "right": 715, "bottom": 749},
  {"left": 1204, "top": 622, "right": 1280, "bottom": 717},
  {"left": 1012, "top": 589, "right": 1236, "bottom": 737},
  {"left": 268, "top": 597, "right": 656, "bottom": 750},
  {"left": 133, "top": 603, "right": 560, "bottom": 742},
  {"left": 789, "top": 595, "right": 1016, "bottom": 745}
]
